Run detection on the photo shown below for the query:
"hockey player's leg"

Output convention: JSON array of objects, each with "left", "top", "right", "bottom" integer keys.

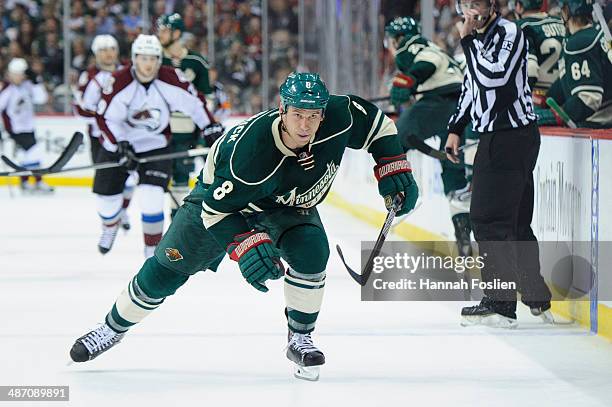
[
  {"left": 278, "top": 223, "right": 328, "bottom": 381},
  {"left": 96, "top": 193, "right": 123, "bottom": 254},
  {"left": 137, "top": 152, "right": 172, "bottom": 258},
  {"left": 71, "top": 201, "right": 224, "bottom": 363},
  {"left": 70, "top": 256, "right": 190, "bottom": 363},
  {"left": 120, "top": 172, "right": 138, "bottom": 231},
  {"left": 169, "top": 137, "right": 195, "bottom": 219},
  {"left": 93, "top": 161, "right": 129, "bottom": 254},
  {"left": 11, "top": 133, "right": 53, "bottom": 193},
  {"left": 443, "top": 160, "right": 473, "bottom": 258},
  {"left": 139, "top": 184, "right": 165, "bottom": 258}
]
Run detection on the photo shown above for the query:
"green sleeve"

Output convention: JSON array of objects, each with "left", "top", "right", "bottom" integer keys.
[
  {"left": 345, "top": 95, "right": 404, "bottom": 160},
  {"left": 547, "top": 78, "right": 565, "bottom": 104},
  {"left": 192, "top": 55, "right": 213, "bottom": 94}
]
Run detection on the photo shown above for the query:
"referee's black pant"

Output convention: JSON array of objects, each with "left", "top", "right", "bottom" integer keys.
[{"left": 470, "top": 122, "right": 551, "bottom": 316}]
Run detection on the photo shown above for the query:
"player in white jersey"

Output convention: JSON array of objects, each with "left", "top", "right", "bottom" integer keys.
[
  {"left": 0, "top": 58, "right": 52, "bottom": 194},
  {"left": 74, "top": 35, "right": 136, "bottom": 231},
  {"left": 93, "top": 34, "right": 221, "bottom": 258}
]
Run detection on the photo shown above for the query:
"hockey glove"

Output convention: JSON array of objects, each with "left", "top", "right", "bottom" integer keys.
[
  {"left": 116, "top": 141, "right": 138, "bottom": 170},
  {"left": 228, "top": 230, "right": 285, "bottom": 292},
  {"left": 200, "top": 122, "right": 225, "bottom": 147},
  {"left": 374, "top": 155, "right": 419, "bottom": 216},
  {"left": 390, "top": 73, "right": 416, "bottom": 106}
]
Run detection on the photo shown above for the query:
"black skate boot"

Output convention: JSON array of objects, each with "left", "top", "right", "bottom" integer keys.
[
  {"left": 461, "top": 297, "right": 517, "bottom": 328},
  {"left": 452, "top": 213, "right": 473, "bottom": 257},
  {"left": 70, "top": 323, "right": 125, "bottom": 362},
  {"left": 286, "top": 330, "right": 325, "bottom": 381}
]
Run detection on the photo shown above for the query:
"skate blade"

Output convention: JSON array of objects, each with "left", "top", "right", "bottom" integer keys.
[
  {"left": 294, "top": 365, "right": 320, "bottom": 381},
  {"left": 537, "top": 310, "right": 555, "bottom": 324},
  {"left": 461, "top": 314, "right": 518, "bottom": 329}
]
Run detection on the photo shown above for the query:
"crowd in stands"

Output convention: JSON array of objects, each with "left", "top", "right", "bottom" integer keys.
[
  {"left": 1, "top": 0, "right": 609, "bottom": 114},
  {"left": 0, "top": 0, "right": 298, "bottom": 113}
]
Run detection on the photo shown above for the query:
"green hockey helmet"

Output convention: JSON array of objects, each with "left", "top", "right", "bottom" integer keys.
[
  {"left": 384, "top": 17, "right": 421, "bottom": 39},
  {"left": 279, "top": 72, "right": 330, "bottom": 112},
  {"left": 156, "top": 13, "right": 185, "bottom": 32},
  {"left": 558, "top": 0, "right": 593, "bottom": 16}
]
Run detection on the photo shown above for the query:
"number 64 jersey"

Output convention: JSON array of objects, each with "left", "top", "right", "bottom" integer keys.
[
  {"left": 96, "top": 65, "right": 213, "bottom": 153},
  {"left": 548, "top": 25, "right": 612, "bottom": 128},
  {"left": 196, "top": 94, "right": 403, "bottom": 249}
]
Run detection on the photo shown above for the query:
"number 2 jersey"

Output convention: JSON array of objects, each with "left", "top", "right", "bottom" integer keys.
[
  {"left": 516, "top": 13, "right": 565, "bottom": 105},
  {"left": 96, "top": 65, "right": 213, "bottom": 153},
  {"left": 197, "top": 95, "right": 403, "bottom": 249},
  {"left": 548, "top": 25, "right": 612, "bottom": 128}
]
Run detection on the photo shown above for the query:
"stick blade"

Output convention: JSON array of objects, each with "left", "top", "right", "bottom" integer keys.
[{"left": 336, "top": 244, "right": 366, "bottom": 286}]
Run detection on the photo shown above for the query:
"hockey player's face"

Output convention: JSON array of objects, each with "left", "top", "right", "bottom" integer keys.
[
  {"left": 97, "top": 47, "right": 118, "bottom": 68},
  {"left": 281, "top": 106, "right": 324, "bottom": 148},
  {"left": 134, "top": 54, "right": 161, "bottom": 82},
  {"left": 157, "top": 27, "right": 172, "bottom": 47},
  {"left": 8, "top": 72, "right": 25, "bottom": 85}
]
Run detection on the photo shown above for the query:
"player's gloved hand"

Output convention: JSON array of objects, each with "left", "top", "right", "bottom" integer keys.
[
  {"left": 227, "top": 230, "right": 285, "bottom": 292},
  {"left": 536, "top": 107, "right": 564, "bottom": 127},
  {"left": 200, "top": 122, "right": 225, "bottom": 147},
  {"left": 390, "top": 73, "right": 415, "bottom": 106},
  {"left": 116, "top": 141, "right": 138, "bottom": 170},
  {"left": 374, "top": 155, "right": 419, "bottom": 216}
]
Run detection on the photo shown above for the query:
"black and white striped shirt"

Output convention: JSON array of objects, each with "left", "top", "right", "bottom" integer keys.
[{"left": 448, "top": 16, "right": 537, "bottom": 134}]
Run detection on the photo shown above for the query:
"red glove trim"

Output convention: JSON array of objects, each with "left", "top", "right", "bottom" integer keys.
[
  {"left": 228, "top": 232, "right": 273, "bottom": 261},
  {"left": 374, "top": 159, "right": 412, "bottom": 181}
]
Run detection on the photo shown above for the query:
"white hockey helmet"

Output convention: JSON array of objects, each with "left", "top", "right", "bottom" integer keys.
[
  {"left": 131, "top": 34, "right": 162, "bottom": 64},
  {"left": 92, "top": 35, "right": 118, "bottom": 53},
  {"left": 8, "top": 58, "right": 28, "bottom": 74}
]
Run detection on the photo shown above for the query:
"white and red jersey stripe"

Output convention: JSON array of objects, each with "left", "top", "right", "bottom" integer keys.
[
  {"left": 96, "top": 65, "right": 213, "bottom": 154},
  {"left": 0, "top": 80, "right": 48, "bottom": 134}
]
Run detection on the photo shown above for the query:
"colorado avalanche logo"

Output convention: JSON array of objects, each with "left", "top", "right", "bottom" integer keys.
[{"left": 127, "top": 105, "right": 162, "bottom": 130}]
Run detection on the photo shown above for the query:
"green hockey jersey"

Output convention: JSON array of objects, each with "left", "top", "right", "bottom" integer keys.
[
  {"left": 197, "top": 95, "right": 402, "bottom": 248},
  {"left": 548, "top": 25, "right": 612, "bottom": 127},
  {"left": 162, "top": 49, "right": 212, "bottom": 133},
  {"left": 394, "top": 34, "right": 463, "bottom": 97},
  {"left": 517, "top": 13, "right": 566, "bottom": 91}
]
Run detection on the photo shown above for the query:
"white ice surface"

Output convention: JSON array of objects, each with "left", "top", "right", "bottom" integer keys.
[{"left": 1, "top": 188, "right": 611, "bottom": 407}]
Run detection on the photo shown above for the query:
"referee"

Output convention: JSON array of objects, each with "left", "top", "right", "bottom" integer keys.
[{"left": 445, "top": 0, "right": 552, "bottom": 327}]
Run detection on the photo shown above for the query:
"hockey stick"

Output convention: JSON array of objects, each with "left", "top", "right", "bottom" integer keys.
[
  {"left": 0, "top": 132, "right": 84, "bottom": 177},
  {"left": 593, "top": 3, "right": 612, "bottom": 46},
  {"left": 337, "top": 194, "right": 404, "bottom": 286},
  {"left": 546, "top": 97, "right": 577, "bottom": 129},
  {"left": 406, "top": 134, "right": 475, "bottom": 167},
  {"left": 33, "top": 146, "right": 212, "bottom": 175}
]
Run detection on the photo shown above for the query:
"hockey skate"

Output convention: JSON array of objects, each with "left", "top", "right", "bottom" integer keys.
[
  {"left": 286, "top": 331, "right": 325, "bottom": 381},
  {"left": 461, "top": 297, "right": 518, "bottom": 329},
  {"left": 120, "top": 209, "right": 131, "bottom": 231},
  {"left": 69, "top": 323, "right": 125, "bottom": 362},
  {"left": 452, "top": 213, "right": 472, "bottom": 257},
  {"left": 529, "top": 302, "right": 554, "bottom": 324},
  {"left": 98, "top": 222, "right": 120, "bottom": 254},
  {"left": 21, "top": 180, "right": 55, "bottom": 195}
]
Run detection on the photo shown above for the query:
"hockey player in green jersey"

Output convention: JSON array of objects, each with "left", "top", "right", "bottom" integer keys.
[
  {"left": 69, "top": 72, "right": 419, "bottom": 381},
  {"left": 542, "top": 0, "right": 612, "bottom": 128},
  {"left": 157, "top": 13, "right": 223, "bottom": 217},
  {"left": 385, "top": 16, "right": 473, "bottom": 256},
  {"left": 511, "top": 0, "right": 566, "bottom": 107}
]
